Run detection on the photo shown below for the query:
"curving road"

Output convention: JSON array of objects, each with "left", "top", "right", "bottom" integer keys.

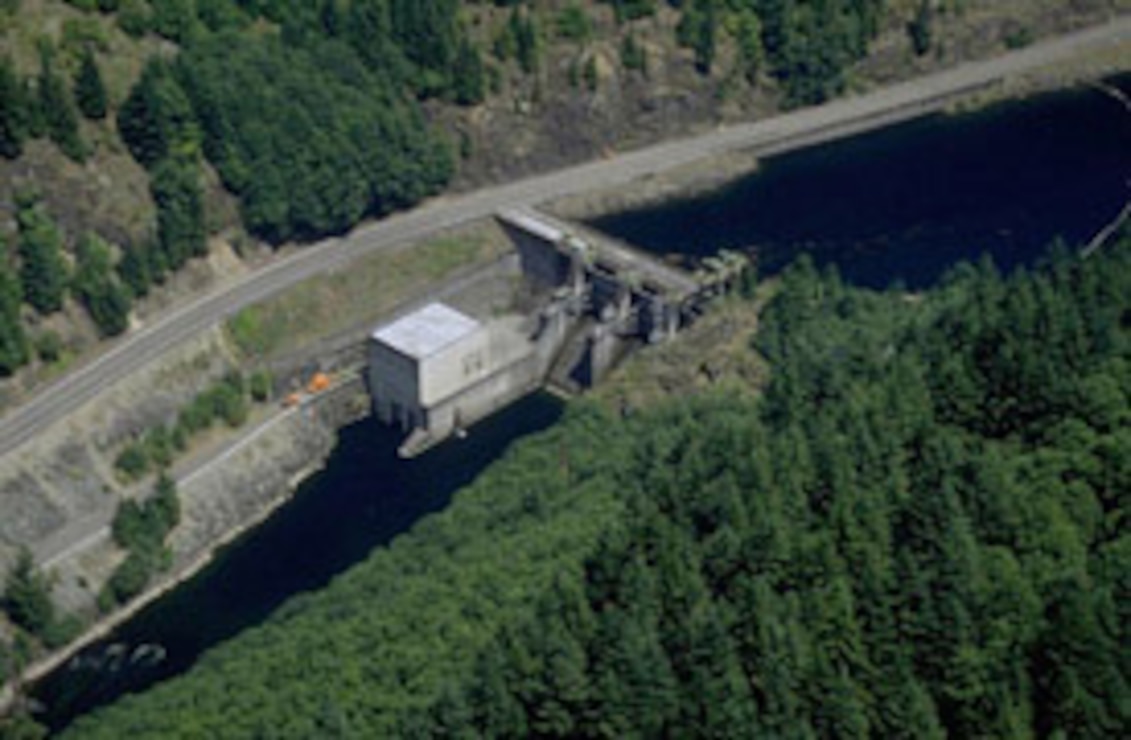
[{"left": 2, "top": 17, "right": 1128, "bottom": 458}]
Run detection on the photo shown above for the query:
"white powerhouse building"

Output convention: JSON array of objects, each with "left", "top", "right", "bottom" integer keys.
[
  {"left": 368, "top": 300, "right": 553, "bottom": 456},
  {"left": 369, "top": 303, "right": 489, "bottom": 434}
]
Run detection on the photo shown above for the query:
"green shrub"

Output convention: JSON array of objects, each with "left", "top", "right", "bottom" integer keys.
[
  {"left": 111, "top": 475, "right": 180, "bottom": 553},
  {"left": 1004, "top": 25, "right": 1033, "bottom": 49},
  {"left": 111, "top": 499, "right": 151, "bottom": 552},
  {"left": 2, "top": 549, "right": 55, "bottom": 639},
  {"left": 100, "top": 551, "right": 155, "bottom": 608},
  {"left": 556, "top": 5, "right": 591, "bottom": 42},
  {"left": 41, "top": 613, "right": 82, "bottom": 650},
  {"left": 103, "top": 475, "right": 180, "bottom": 610},
  {"left": 114, "top": 442, "right": 149, "bottom": 480},
  {"left": 73, "top": 233, "right": 132, "bottom": 337},
  {"left": 621, "top": 33, "right": 647, "bottom": 73},
  {"left": 142, "top": 425, "right": 174, "bottom": 469},
  {"left": 249, "top": 370, "right": 272, "bottom": 402},
  {"left": 210, "top": 382, "right": 247, "bottom": 427},
  {"left": 34, "top": 331, "right": 63, "bottom": 363}
]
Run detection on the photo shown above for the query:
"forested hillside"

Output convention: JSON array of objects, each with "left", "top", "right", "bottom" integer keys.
[
  {"left": 2, "top": 0, "right": 1120, "bottom": 394},
  {"left": 64, "top": 235, "right": 1131, "bottom": 737}
]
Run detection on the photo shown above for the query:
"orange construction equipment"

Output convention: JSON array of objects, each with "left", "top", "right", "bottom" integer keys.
[{"left": 306, "top": 372, "right": 331, "bottom": 393}]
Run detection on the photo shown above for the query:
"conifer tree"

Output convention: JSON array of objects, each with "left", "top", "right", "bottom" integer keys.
[
  {"left": 116, "top": 240, "right": 153, "bottom": 298},
  {"left": 0, "top": 244, "right": 29, "bottom": 375},
  {"left": 0, "top": 55, "right": 29, "bottom": 158},
  {"left": 37, "top": 46, "right": 85, "bottom": 161},
  {"left": 452, "top": 39, "right": 485, "bottom": 105},
  {"left": 118, "top": 60, "right": 199, "bottom": 168},
  {"left": 73, "top": 232, "right": 132, "bottom": 337},
  {"left": 16, "top": 200, "right": 69, "bottom": 315},
  {"left": 2, "top": 548, "right": 55, "bottom": 638},
  {"left": 75, "top": 48, "right": 108, "bottom": 120},
  {"left": 150, "top": 156, "right": 206, "bottom": 270}
]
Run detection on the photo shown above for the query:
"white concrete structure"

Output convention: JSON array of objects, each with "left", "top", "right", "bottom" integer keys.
[
  {"left": 369, "top": 303, "right": 489, "bottom": 429},
  {"left": 368, "top": 297, "right": 572, "bottom": 456}
]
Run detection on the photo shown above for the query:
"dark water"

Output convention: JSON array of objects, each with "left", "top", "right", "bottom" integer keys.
[
  {"left": 591, "top": 77, "right": 1131, "bottom": 289},
  {"left": 33, "top": 394, "right": 563, "bottom": 732}
]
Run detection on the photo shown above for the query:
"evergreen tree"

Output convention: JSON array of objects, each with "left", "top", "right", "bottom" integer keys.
[
  {"left": 2, "top": 548, "right": 55, "bottom": 639},
  {"left": 116, "top": 240, "right": 153, "bottom": 298},
  {"left": 908, "top": 1, "right": 934, "bottom": 56},
  {"left": 37, "top": 47, "right": 85, "bottom": 161},
  {"left": 150, "top": 156, "right": 206, "bottom": 270},
  {"left": 451, "top": 38, "right": 485, "bottom": 106},
  {"left": 512, "top": 9, "right": 540, "bottom": 74},
  {"left": 118, "top": 60, "right": 199, "bottom": 168},
  {"left": 75, "top": 48, "right": 108, "bottom": 120},
  {"left": 72, "top": 232, "right": 132, "bottom": 337},
  {"left": 150, "top": 0, "right": 198, "bottom": 43},
  {"left": 620, "top": 33, "right": 647, "bottom": 74},
  {"left": 734, "top": 9, "right": 764, "bottom": 84},
  {"left": 389, "top": 0, "right": 460, "bottom": 95},
  {"left": 676, "top": 0, "right": 717, "bottom": 75},
  {"left": 0, "top": 55, "right": 29, "bottom": 158},
  {"left": 0, "top": 244, "right": 30, "bottom": 375},
  {"left": 16, "top": 200, "right": 70, "bottom": 315}
]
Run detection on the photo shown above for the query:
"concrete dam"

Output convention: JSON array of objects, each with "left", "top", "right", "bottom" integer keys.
[{"left": 367, "top": 208, "right": 745, "bottom": 456}]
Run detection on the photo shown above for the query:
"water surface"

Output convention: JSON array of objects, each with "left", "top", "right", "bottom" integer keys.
[{"left": 591, "top": 77, "right": 1131, "bottom": 289}]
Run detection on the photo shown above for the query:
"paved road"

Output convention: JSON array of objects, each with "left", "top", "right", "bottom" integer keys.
[{"left": 2, "top": 17, "right": 1128, "bottom": 459}]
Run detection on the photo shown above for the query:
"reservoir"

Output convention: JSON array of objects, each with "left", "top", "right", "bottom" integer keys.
[
  {"left": 32, "top": 75, "right": 1131, "bottom": 730},
  {"left": 591, "top": 77, "right": 1131, "bottom": 289}
]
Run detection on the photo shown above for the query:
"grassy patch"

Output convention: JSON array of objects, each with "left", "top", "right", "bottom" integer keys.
[{"left": 226, "top": 227, "right": 506, "bottom": 361}]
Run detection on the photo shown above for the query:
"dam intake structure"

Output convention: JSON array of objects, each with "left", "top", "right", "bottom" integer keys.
[{"left": 368, "top": 208, "right": 746, "bottom": 456}]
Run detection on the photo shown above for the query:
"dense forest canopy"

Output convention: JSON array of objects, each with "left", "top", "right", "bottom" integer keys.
[
  {"left": 65, "top": 232, "right": 1131, "bottom": 737},
  {"left": 175, "top": 32, "right": 452, "bottom": 242},
  {"left": 114, "top": 0, "right": 462, "bottom": 243}
]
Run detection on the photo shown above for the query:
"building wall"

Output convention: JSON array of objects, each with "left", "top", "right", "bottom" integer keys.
[
  {"left": 418, "top": 329, "right": 490, "bottom": 406},
  {"left": 424, "top": 353, "right": 544, "bottom": 441},
  {"left": 369, "top": 324, "right": 493, "bottom": 429},
  {"left": 368, "top": 342, "right": 420, "bottom": 429}
]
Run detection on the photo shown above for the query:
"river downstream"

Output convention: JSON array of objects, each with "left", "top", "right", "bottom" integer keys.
[
  {"left": 32, "top": 395, "right": 563, "bottom": 731},
  {"left": 31, "top": 74, "right": 1131, "bottom": 731}
]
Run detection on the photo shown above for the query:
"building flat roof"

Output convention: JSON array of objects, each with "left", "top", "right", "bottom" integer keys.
[{"left": 372, "top": 303, "right": 481, "bottom": 360}]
